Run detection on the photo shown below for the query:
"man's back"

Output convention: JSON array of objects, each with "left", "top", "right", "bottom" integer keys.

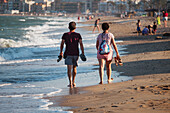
[{"left": 62, "top": 32, "right": 82, "bottom": 56}]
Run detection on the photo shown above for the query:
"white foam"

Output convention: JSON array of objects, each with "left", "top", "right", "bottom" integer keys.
[
  {"left": 0, "top": 89, "right": 62, "bottom": 98},
  {"left": 27, "top": 17, "right": 35, "bottom": 20},
  {"left": 0, "top": 83, "right": 12, "bottom": 87},
  {"left": 46, "top": 89, "right": 62, "bottom": 96},
  {"left": 0, "top": 56, "right": 5, "bottom": 62},
  {"left": 39, "top": 99, "right": 53, "bottom": 110},
  {"left": 0, "top": 39, "right": 16, "bottom": 48},
  {"left": 19, "top": 19, "right": 26, "bottom": 22},
  {"left": 84, "top": 43, "right": 96, "bottom": 48},
  {"left": 0, "top": 59, "right": 43, "bottom": 65}
]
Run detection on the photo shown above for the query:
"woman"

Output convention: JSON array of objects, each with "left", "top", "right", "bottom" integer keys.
[
  {"left": 163, "top": 11, "right": 168, "bottom": 27},
  {"left": 136, "top": 20, "right": 141, "bottom": 36},
  {"left": 92, "top": 18, "right": 100, "bottom": 33},
  {"left": 96, "top": 23, "right": 120, "bottom": 84}
]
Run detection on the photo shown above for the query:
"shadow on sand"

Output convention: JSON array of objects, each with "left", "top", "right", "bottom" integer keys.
[{"left": 113, "top": 35, "right": 170, "bottom": 77}]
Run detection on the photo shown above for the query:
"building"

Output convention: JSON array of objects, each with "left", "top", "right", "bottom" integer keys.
[
  {"left": 54, "top": 0, "right": 101, "bottom": 13},
  {"left": 0, "top": 0, "right": 24, "bottom": 13},
  {"left": 99, "top": 0, "right": 129, "bottom": 13},
  {"left": 168, "top": 0, "right": 170, "bottom": 12}
]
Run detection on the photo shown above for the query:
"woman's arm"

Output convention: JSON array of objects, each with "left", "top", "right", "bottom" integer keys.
[
  {"left": 96, "top": 40, "right": 99, "bottom": 50},
  {"left": 111, "top": 38, "right": 120, "bottom": 58}
]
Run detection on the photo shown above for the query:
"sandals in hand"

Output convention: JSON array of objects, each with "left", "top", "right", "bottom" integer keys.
[{"left": 114, "top": 57, "right": 123, "bottom": 66}]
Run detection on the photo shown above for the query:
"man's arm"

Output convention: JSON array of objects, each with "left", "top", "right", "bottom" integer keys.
[
  {"left": 79, "top": 39, "right": 84, "bottom": 55},
  {"left": 60, "top": 39, "right": 65, "bottom": 56}
]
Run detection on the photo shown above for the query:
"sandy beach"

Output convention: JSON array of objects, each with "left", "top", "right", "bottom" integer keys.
[{"left": 46, "top": 16, "right": 170, "bottom": 113}]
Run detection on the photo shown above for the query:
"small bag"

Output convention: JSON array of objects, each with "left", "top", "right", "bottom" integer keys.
[{"left": 99, "top": 33, "right": 110, "bottom": 55}]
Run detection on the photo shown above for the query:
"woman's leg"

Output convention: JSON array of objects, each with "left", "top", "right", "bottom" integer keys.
[
  {"left": 92, "top": 27, "right": 96, "bottom": 33},
  {"left": 97, "top": 25, "right": 100, "bottom": 33},
  {"left": 106, "top": 60, "right": 113, "bottom": 83},
  {"left": 165, "top": 20, "right": 167, "bottom": 27},
  {"left": 98, "top": 59, "right": 105, "bottom": 84}
]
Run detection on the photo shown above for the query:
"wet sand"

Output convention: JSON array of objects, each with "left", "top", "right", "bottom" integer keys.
[{"left": 46, "top": 16, "right": 170, "bottom": 113}]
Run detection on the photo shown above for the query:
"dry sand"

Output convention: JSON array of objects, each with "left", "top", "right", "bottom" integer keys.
[{"left": 47, "top": 16, "right": 170, "bottom": 113}]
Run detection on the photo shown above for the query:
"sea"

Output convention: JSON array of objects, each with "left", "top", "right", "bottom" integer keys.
[{"left": 0, "top": 16, "right": 132, "bottom": 113}]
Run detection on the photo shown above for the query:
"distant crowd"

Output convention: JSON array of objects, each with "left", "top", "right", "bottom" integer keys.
[{"left": 136, "top": 10, "right": 168, "bottom": 36}]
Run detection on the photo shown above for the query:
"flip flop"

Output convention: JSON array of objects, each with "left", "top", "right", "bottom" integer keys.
[
  {"left": 118, "top": 58, "right": 123, "bottom": 66},
  {"left": 114, "top": 57, "right": 119, "bottom": 66},
  {"left": 57, "top": 55, "right": 62, "bottom": 62},
  {"left": 114, "top": 57, "right": 123, "bottom": 66},
  {"left": 80, "top": 54, "right": 86, "bottom": 61}
]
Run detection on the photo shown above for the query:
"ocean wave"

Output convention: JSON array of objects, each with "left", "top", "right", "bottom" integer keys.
[
  {"left": 0, "top": 89, "right": 62, "bottom": 98},
  {"left": 0, "top": 39, "right": 16, "bottom": 48}
]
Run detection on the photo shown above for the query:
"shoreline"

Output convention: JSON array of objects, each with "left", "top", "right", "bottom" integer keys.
[{"left": 47, "top": 16, "right": 170, "bottom": 113}]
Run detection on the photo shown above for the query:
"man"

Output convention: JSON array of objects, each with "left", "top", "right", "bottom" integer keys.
[{"left": 59, "top": 21, "right": 85, "bottom": 88}]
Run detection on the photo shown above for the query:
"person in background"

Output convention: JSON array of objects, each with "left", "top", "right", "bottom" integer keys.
[
  {"left": 142, "top": 26, "right": 149, "bottom": 36},
  {"left": 136, "top": 20, "right": 141, "bottom": 36},
  {"left": 148, "top": 25, "right": 152, "bottom": 35},
  {"left": 93, "top": 18, "right": 100, "bottom": 33},
  {"left": 156, "top": 15, "right": 161, "bottom": 26},
  {"left": 96, "top": 23, "right": 120, "bottom": 84},
  {"left": 152, "top": 22, "right": 157, "bottom": 35},
  {"left": 59, "top": 22, "right": 85, "bottom": 88},
  {"left": 78, "top": 16, "right": 80, "bottom": 21},
  {"left": 163, "top": 11, "right": 168, "bottom": 27}
]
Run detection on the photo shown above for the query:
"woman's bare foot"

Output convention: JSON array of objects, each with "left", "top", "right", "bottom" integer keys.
[
  {"left": 108, "top": 78, "right": 113, "bottom": 84},
  {"left": 73, "top": 83, "right": 76, "bottom": 87}
]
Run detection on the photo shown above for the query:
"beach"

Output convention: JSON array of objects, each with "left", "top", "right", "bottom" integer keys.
[{"left": 46, "top": 16, "right": 170, "bottom": 113}]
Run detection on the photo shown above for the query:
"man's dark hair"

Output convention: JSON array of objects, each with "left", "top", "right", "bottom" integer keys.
[
  {"left": 102, "top": 23, "right": 109, "bottom": 31},
  {"left": 69, "top": 21, "right": 76, "bottom": 30}
]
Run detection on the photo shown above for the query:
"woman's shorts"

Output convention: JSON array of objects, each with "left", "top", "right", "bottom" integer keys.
[
  {"left": 65, "top": 56, "right": 79, "bottom": 66},
  {"left": 137, "top": 27, "right": 141, "bottom": 32},
  {"left": 97, "top": 50, "right": 113, "bottom": 61},
  {"left": 163, "top": 17, "right": 168, "bottom": 21}
]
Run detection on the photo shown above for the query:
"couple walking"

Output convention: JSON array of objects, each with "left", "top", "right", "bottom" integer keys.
[{"left": 59, "top": 22, "right": 120, "bottom": 88}]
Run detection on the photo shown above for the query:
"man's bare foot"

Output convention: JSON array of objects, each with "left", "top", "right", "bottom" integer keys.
[
  {"left": 68, "top": 84, "right": 73, "bottom": 88},
  {"left": 108, "top": 78, "right": 113, "bottom": 84},
  {"left": 99, "top": 81, "right": 103, "bottom": 84}
]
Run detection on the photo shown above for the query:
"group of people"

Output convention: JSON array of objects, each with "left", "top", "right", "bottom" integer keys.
[
  {"left": 156, "top": 11, "right": 168, "bottom": 27},
  {"left": 59, "top": 21, "right": 120, "bottom": 88},
  {"left": 137, "top": 20, "right": 157, "bottom": 36},
  {"left": 137, "top": 10, "right": 168, "bottom": 36}
]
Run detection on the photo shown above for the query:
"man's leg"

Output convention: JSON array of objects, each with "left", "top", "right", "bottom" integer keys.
[
  {"left": 98, "top": 59, "right": 105, "bottom": 84},
  {"left": 72, "top": 66, "right": 77, "bottom": 87},
  {"left": 67, "top": 65, "right": 73, "bottom": 88},
  {"left": 106, "top": 60, "right": 113, "bottom": 83}
]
